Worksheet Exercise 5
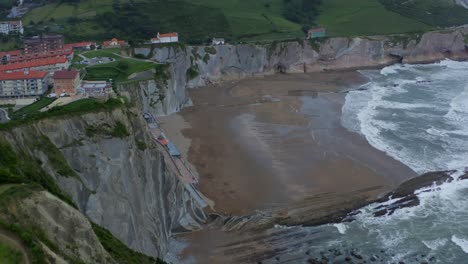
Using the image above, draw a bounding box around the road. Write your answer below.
[0,108,10,123]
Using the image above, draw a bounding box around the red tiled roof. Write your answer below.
[53,70,79,79]
[159,32,178,38]
[0,56,68,72]
[152,32,178,41]
[64,42,96,49]
[0,49,72,64]
[102,38,128,47]
[0,49,22,58]
[309,27,325,32]
[0,70,47,81]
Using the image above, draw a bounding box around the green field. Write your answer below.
[82,48,122,59]
[11,98,55,120]
[0,242,23,264]
[85,58,154,82]
[316,0,432,36]
[379,0,468,27]
[20,0,468,42]
[23,0,304,42]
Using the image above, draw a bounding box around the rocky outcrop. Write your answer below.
[1,108,206,258]
[132,28,468,116]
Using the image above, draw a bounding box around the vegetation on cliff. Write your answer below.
[92,223,166,264]
[0,97,125,131]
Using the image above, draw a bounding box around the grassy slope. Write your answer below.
[317,0,432,37]
[20,0,468,41]
[0,242,23,264]
[186,0,303,40]
[379,0,468,27]
[23,0,303,41]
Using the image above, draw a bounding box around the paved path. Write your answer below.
[145,114,208,208]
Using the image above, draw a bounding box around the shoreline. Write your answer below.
[159,70,418,262]
[159,71,416,216]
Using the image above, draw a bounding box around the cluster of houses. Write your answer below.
[0,25,326,99]
[0,33,111,98]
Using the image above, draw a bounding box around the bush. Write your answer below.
[186,65,199,81]
[91,223,167,264]
[111,122,129,138]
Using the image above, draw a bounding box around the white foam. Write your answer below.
[333,223,348,235]
[423,238,448,250]
[452,236,468,253]
[380,64,401,76]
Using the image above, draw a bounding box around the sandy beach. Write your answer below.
[160,72,416,216]
[160,71,417,263]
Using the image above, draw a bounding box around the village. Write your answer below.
[0,18,325,189]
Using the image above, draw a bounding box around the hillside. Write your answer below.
[19,0,468,42]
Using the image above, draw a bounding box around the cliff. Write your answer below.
[133,27,468,116]
[0,106,206,260]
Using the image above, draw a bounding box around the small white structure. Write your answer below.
[77,81,112,97]
[212,38,225,45]
[0,20,23,35]
[151,32,179,44]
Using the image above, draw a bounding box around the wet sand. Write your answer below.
[160,72,417,263]
[160,72,416,217]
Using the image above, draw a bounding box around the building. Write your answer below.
[0,56,70,74]
[24,34,65,54]
[0,20,24,35]
[77,80,112,97]
[151,32,178,44]
[0,48,73,64]
[64,42,97,51]
[0,70,49,97]
[307,28,326,39]
[212,38,225,45]
[102,38,128,48]
[53,70,81,95]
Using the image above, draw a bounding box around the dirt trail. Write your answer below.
[0,229,31,264]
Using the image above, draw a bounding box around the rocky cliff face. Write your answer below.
[133,28,468,116]
[1,108,205,258]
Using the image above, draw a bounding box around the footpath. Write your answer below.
[144,113,208,209]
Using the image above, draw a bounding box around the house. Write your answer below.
[0,56,70,74]
[0,48,73,64]
[212,38,225,45]
[77,80,112,97]
[53,70,81,95]
[0,20,24,35]
[102,38,128,48]
[307,28,326,39]
[64,42,97,51]
[24,34,65,54]
[0,70,49,97]
[151,32,178,44]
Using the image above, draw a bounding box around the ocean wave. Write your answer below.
[423,238,448,250]
[451,236,468,253]
[343,61,468,174]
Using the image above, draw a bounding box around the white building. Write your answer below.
[151,32,179,44]
[0,70,49,97]
[212,38,225,45]
[77,81,112,97]
[0,21,24,35]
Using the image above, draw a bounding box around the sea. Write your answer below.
[167,60,468,264]
[299,59,468,263]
